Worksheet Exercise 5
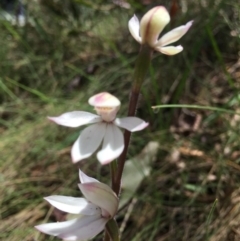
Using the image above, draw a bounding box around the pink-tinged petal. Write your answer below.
[114,117,149,132]
[71,123,106,163]
[128,15,142,43]
[88,92,120,108]
[79,169,99,184]
[79,182,118,218]
[44,196,101,215]
[60,217,107,241]
[97,125,124,165]
[156,20,193,47]
[48,111,101,128]
[157,45,183,55]
[35,215,106,240]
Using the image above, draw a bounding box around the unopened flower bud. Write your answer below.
[140,6,170,47]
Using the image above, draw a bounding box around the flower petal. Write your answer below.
[44,196,101,215]
[128,15,142,43]
[97,125,124,165]
[60,217,107,241]
[48,111,101,128]
[114,117,148,132]
[35,215,107,241]
[156,20,193,47]
[157,45,183,55]
[79,182,118,218]
[35,218,79,237]
[71,123,106,163]
[79,169,99,184]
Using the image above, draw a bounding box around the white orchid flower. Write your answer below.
[48,92,148,165]
[35,170,118,241]
[128,6,193,55]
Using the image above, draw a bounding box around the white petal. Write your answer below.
[71,123,106,163]
[35,218,79,237]
[156,20,193,47]
[79,182,118,218]
[114,117,148,132]
[48,111,101,128]
[44,196,101,215]
[157,45,183,55]
[97,125,124,165]
[60,217,107,240]
[128,15,142,43]
[35,215,107,240]
[79,169,99,184]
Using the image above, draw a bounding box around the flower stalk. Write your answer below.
[113,5,193,196]
[113,44,153,196]
[110,160,118,189]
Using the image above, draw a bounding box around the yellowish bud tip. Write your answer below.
[140,6,170,46]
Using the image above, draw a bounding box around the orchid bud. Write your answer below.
[140,6,170,47]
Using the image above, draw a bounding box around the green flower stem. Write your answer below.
[105,45,152,241]
[113,44,153,196]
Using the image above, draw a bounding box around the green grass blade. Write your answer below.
[152,104,239,115]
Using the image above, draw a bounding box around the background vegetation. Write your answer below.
[0,0,240,240]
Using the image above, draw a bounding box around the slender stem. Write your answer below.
[110,160,118,189]
[104,160,118,241]
[113,44,153,195]
[105,45,152,240]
